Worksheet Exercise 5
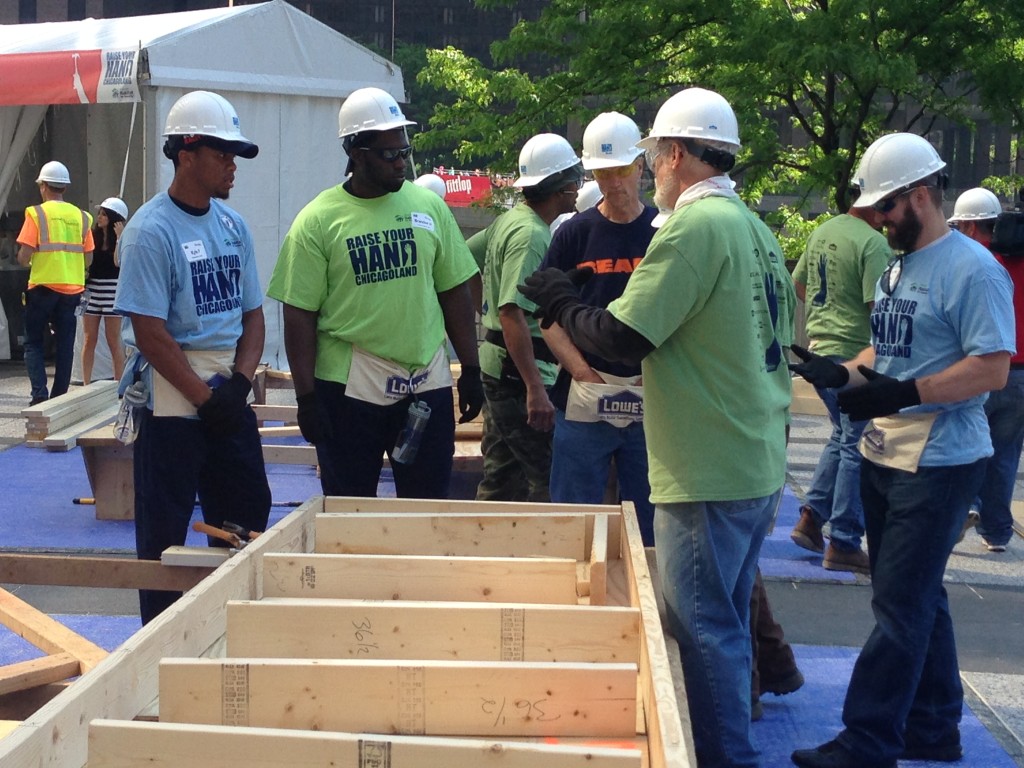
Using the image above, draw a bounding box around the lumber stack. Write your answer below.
[72,498,694,767]
[21,381,118,449]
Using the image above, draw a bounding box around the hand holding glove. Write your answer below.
[197,372,251,437]
[296,391,333,445]
[788,344,850,389]
[837,366,921,422]
[519,266,594,329]
[457,364,484,423]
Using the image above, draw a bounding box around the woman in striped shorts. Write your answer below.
[81,197,128,384]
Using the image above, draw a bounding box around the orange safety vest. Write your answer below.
[25,201,92,292]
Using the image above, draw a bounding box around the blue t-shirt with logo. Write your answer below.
[871,229,1015,465]
[540,205,658,409]
[114,193,263,397]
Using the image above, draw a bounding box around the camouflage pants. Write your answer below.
[476,374,552,502]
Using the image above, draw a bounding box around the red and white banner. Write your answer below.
[434,170,493,207]
[0,47,139,106]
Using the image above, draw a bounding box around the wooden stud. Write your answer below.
[261,553,580,604]
[226,598,640,663]
[88,720,643,767]
[0,588,107,672]
[159,658,638,737]
[0,653,81,697]
[315,513,587,559]
[590,513,609,606]
[0,553,215,592]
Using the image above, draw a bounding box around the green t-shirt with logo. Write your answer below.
[608,195,793,503]
[478,202,558,385]
[267,182,478,383]
[793,213,892,360]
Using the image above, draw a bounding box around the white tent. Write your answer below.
[0,0,405,370]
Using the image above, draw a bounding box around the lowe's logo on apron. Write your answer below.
[598,390,644,419]
[385,369,430,399]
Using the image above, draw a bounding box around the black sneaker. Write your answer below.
[956,509,980,543]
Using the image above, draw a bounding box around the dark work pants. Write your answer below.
[314,379,455,499]
[133,407,271,624]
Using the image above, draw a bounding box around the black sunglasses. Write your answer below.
[872,183,931,214]
[880,255,904,296]
[359,145,413,162]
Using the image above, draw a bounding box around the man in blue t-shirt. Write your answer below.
[790,134,1015,768]
[114,91,271,625]
[539,112,657,544]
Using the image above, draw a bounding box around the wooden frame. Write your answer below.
[0,497,694,767]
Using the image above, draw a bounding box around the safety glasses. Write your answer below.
[359,145,413,162]
[880,255,904,296]
[593,164,637,180]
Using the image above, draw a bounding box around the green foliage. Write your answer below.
[415,0,1024,210]
[765,205,832,266]
[981,175,1024,204]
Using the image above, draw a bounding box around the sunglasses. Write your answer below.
[359,145,413,162]
[880,255,904,296]
[871,184,928,214]
[593,164,637,180]
[559,178,585,194]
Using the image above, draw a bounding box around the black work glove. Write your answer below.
[837,366,921,421]
[788,344,850,389]
[197,373,250,438]
[457,364,484,423]
[296,391,333,445]
[519,266,594,329]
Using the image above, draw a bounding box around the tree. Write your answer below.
[417,0,1024,211]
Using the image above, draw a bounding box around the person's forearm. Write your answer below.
[130,314,211,406]
[560,304,654,366]
[438,281,480,367]
[499,306,545,390]
[282,304,319,397]
[233,308,265,381]
[916,352,1010,404]
[16,245,33,267]
[541,322,599,381]
[841,346,876,387]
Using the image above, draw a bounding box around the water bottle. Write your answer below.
[75,289,90,317]
[114,380,149,445]
[391,400,431,464]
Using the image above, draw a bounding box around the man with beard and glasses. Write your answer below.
[268,87,481,500]
[114,91,270,624]
[789,133,1014,768]
[521,88,794,768]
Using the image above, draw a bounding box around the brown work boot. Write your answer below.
[790,506,824,553]
[823,543,870,576]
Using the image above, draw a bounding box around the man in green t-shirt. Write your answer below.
[790,201,892,575]
[267,88,482,499]
[474,133,583,502]
[521,88,794,767]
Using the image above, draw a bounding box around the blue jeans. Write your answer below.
[976,369,1024,546]
[804,367,868,550]
[655,490,780,768]
[550,410,655,545]
[838,459,986,762]
[23,286,80,402]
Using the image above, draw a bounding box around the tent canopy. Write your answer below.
[0,0,402,105]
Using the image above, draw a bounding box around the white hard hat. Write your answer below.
[36,161,71,186]
[513,133,581,188]
[338,87,416,138]
[414,173,447,199]
[637,88,741,151]
[163,90,258,159]
[576,180,603,212]
[948,187,1001,223]
[582,112,644,170]
[852,133,946,208]
[99,197,129,220]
